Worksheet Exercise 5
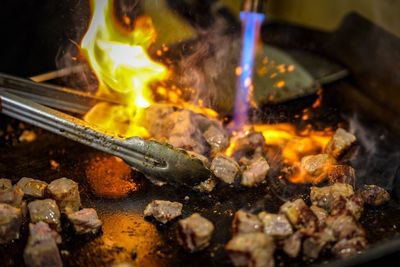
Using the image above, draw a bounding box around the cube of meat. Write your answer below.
[143,104,175,139]
[231,132,266,160]
[0,203,22,244]
[283,231,303,258]
[28,199,61,231]
[327,165,356,186]
[303,227,335,259]
[144,200,183,224]
[47,178,81,213]
[241,157,270,187]
[310,205,328,227]
[325,128,356,159]
[29,221,62,244]
[194,178,217,193]
[331,195,364,220]
[310,183,354,211]
[0,178,24,207]
[177,213,214,252]
[16,177,48,199]
[232,210,263,235]
[258,212,293,238]
[23,222,62,267]
[226,233,275,267]
[325,214,365,240]
[358,184,390,206]
[67,208,102,234]
[300,154,336,183]
[331,237,368,258]
[202,124,229,154]
[279,198,318,235]
[210,155,240,184]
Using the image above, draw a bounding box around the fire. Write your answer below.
[81,0,168,137]
[225,123,333,183]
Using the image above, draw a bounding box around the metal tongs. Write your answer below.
[0,74,210,187]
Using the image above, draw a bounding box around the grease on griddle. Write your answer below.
[85,155,139,198]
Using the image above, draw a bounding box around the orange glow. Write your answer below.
[225,123,334,183]
[80,0,168,137]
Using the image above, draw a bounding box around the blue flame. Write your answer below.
[233,11,265,131]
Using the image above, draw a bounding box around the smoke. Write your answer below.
[174,16,241,115]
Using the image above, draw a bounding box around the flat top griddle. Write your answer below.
[1,79,400,267]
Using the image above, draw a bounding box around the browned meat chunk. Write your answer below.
[358,184,390,206]
[331,237,367,258]
[202,124,229,154]
[29,221,61,244]
[144,200,183,224]
[177,213,214,252]
[279,198,318,235]
[28,199,61,232]
[325,128,356,159]
[310,205,328,227]
[331,195,364,220]
[17,177,48,199]
[0,178,24,207]
[258,212,293,238]
[303,227,335,259]
[231,210,262,235]
[210,155,240,184]
[0,203,22,244]
[226,232,275,267]
[194,178,217,193]
[23,222,62,267]
[231,131,266,160]
[310,183,354,211]
[325,214,365,240]
[283,231,303,258]
[300,154,336,183]
[47,178,81,213]
[67,208,102,234]
[241,157,270,187]
[143,104,175,139]
[328,165,356,186]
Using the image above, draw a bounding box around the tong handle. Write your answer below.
[0,89,210,186]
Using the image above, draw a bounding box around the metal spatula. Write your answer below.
[0,89,210,187]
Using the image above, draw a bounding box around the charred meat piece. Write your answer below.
[0,203,22,244]
[17,177,48,199]
[202,124,229,154]
[23,222,62,267]
[226,232,275,267]
[0,178,24,207]
[210,155,240,184]
[325,128,356,159]
[303,227,335,259]
[279,198,318,235]
[325,214,365,240]
[300,154,336,183]
[258,212,293,238]
[67,208,102,234]
[358,184,390,206]
[241,157,270,187]
[310,183,354,211]
[194,178,217,193]
[28,199,61,232]
[143,104,175,139]
[144,200,183,224]
[231,131,266,160]
[331,195,364,220]
[310,205,328,227]
[167,110,207,154]
[331,237,368,258]
[232,210,263,235]
[283,231,303,258]
[328,165,356,186]
[47,178,81,213]
[177,213,214,252]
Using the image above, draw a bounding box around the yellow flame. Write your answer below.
[81,0,167,137]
